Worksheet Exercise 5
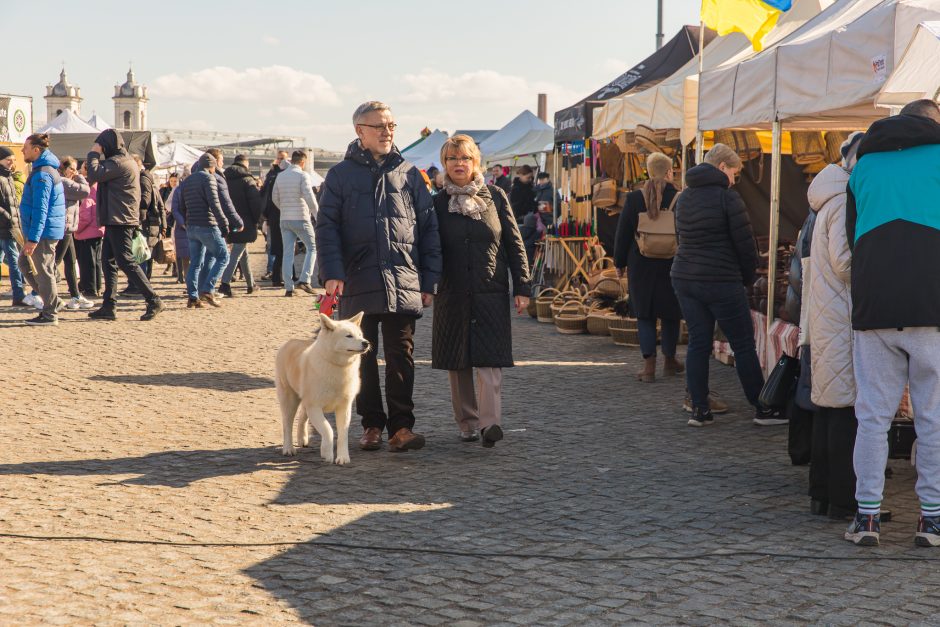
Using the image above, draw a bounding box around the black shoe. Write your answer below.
[12,298,27,307]
[481,425,504,448]
[811,499,829,516]
[688,406,715,427]
[219,282,234,298]
[261,272,272,282]
[296,282,316,295]
[827,504,857,521]
[89,307,117,321]
[119,286,140,296]
[284,290,294,297]
[140,299,165,321]
[187,297,203,309]
[246,281,256,295]
[754,406,788,426]
[25,314,58,326]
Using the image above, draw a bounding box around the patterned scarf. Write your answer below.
[444,172,488,220]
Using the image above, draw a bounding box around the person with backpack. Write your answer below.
[614,152,684,383]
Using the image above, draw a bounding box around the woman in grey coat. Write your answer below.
[57,156,91,309]
[431,135,530,447]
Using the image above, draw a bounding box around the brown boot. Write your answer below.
[388,428,426,452]
[663,356,685,376]
[636,356,657,383]
[359,427,383,451]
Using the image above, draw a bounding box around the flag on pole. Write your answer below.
[701,0,792,51]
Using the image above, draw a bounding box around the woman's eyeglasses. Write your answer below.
[444,156,473,164]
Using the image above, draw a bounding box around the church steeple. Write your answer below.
[44,66,82,121]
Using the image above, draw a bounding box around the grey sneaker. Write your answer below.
[845,512,880,546]
[459,430,479,442]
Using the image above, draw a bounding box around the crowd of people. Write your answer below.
[3,97,939,549]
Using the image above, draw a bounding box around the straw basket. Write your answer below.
[593,275,626,299]
[607,315,639,346]
[551,290,583,318]
[554,300,588,335]
[792,131,826,165]
[535,288,560,323]
[586,302,612,336]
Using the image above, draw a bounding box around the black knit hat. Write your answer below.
[0,146,14,160]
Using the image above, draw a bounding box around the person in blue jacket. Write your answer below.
[18,133,65,326]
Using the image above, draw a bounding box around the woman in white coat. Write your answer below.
[802,132,864,520]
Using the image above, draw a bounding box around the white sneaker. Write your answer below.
[65,297,82,310]
[23,294,43,310]
[78,295,95,310]
[33,295,44,310]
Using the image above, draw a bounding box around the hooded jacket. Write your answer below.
[315,140,442,317]
[61,173,90,233]
[534,181,554,205]
[671,163,758,286]
[74,183,104,241]
[213,168,243,233]
[805,164,855,408]
[85,129,141,227]
[0,165,18,240]
[272,163,318,222]
[224,163,263,244]
[847,113,940,330]
[177,155,227,232]
[20,149,66,242]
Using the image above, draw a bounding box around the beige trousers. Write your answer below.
[448,367,502,432]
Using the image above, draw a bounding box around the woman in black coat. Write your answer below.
[432,135,531,448]
[614,152,683,383]
[508,165,538,223]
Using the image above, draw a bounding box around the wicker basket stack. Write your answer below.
[553,300,588,335]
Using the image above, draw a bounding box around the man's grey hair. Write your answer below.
[899,98,940,123]
[353,101,392,125]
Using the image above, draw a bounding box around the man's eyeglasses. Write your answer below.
[444,156,473,164]
[358,123,397,132]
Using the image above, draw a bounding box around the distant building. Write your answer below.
[44,68,82,121]
[113,67,148,131]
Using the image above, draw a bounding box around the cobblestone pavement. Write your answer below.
[0,246,936,626]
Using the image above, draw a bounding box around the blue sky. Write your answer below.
[7,0,702,151]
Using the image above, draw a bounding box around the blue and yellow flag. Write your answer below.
[701,0,792,51]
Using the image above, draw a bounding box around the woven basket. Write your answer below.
[824,131,850,164]
[792,131,826,165]
[551,290,583,318]
[586,302,612,336]
[554,300,588,335]
[607,315,639,346]
[715,130,762,162]
[593,275,626,299]
[587,257,616,291]
[535,288,559,323]
[526,292,538,318]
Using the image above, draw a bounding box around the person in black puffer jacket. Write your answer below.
[671,143,781,427]
[508,165,538,224]
[0,146,25,305]
[220,155,263,296]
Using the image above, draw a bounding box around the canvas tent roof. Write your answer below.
[36,109,99,134]
[592,0,830,142]
[698,0,940,131]
[876,21,940,106]
[87,113,111,131]
[401,129,449,170]
[554,25,715,143]
[157,141,205,170]
[47,131,157,170]
[454,129,497,145]
[480,110,554,163]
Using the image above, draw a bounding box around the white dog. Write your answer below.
[275,312,370,464]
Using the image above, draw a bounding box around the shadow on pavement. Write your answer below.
[89,371,274,392]
[0,447,293,488]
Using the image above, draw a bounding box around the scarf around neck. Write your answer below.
[444,172,488,220]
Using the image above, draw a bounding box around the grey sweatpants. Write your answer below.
[18,238,60,319]
[854,328,940,509]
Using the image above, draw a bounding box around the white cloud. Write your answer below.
[262,35,280,46]
[150,65,341,107]
[397,68,580,112]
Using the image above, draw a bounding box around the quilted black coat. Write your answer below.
[431,185,531,370]
[316,141,442,317]
[224,163,263,244]
[671,163,759,286]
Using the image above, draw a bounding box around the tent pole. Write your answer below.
[553,147,560,223]
[694,20,706,164]
[765,120,783,375]
[680,144,687,188]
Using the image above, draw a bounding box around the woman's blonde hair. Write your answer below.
[645,152,672,179]
[704,143,743,170]
[439,134,482,175]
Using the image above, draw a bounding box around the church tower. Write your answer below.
[113,67,148,131]
[44,68,82,121]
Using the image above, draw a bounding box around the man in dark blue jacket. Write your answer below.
[316,101,442,453]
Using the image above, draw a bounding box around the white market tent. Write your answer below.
[876,21,940,107]
[156,141,205,170]
[401,129,449,170]
[479,110,554,163]
[592,0,831,142]
[698,0,940,132]
[87,113,111,131]
[36,109,99,134]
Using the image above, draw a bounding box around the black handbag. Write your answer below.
[795,347,819,412]
[759,353,800,409]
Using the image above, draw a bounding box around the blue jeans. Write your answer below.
[672,278,764,412]
[280,219,316,291]
[186,225,229,298]
[0,238,25,300]
[637,317,680,359]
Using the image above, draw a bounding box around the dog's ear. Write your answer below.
[319,314,336,331]
[349,311,364,326]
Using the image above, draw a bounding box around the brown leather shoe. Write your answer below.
[359,427,383,451]
[663,356,685,376]
[636,356,656,383]
[388,428,425,452]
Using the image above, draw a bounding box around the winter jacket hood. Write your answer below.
[847,113,940,330]
[20,149,66,242]
[86,136,140,227]
[224,163,262,243]
[808,163,848,213]
[94,129,124,159]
